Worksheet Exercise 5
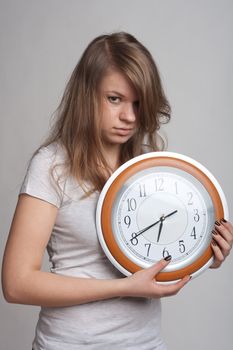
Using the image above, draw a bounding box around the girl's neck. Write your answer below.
[102,144,121,172]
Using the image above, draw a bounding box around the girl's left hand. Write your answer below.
[210,219,233,269]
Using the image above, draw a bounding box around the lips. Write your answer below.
[114,128,134,136]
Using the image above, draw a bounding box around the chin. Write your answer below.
[112,135,133,144]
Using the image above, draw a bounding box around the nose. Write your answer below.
[119,103,136,123]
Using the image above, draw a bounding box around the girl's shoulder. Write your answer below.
[21,142,68,208]
[34,142,67,164]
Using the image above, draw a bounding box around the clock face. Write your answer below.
[112,167,214,271]
[96,152,228,282]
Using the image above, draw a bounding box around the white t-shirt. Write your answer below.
[20,143,167,350]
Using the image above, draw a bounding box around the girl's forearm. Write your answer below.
[3,260,191,305]
[3,270,127,307]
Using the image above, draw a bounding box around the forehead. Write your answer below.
[99,69,138,99]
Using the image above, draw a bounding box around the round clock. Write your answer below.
[96,152,229,282]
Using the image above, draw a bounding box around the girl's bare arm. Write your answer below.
[2,194,190,307]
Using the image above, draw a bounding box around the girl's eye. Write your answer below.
[108,96,121,104]
[133,101,140,109]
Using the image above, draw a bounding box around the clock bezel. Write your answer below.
[96,152,229,282]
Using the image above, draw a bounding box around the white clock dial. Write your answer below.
[112,167,215,273]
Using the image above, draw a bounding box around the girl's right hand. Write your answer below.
[123,258,191,299]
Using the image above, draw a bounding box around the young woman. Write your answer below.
[2,32,233,350]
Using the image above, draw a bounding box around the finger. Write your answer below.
[210,240,225,268]
[212,230,231,257]
[157,275,191,297]
[145,256,172,279]
[215,220,233,245]
[220,219,233,235]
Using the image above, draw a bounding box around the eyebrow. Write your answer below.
[104,90,139,102]
[104,90,125,97]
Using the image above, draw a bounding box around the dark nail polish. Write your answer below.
[220,218,227,223]
[215,221,221,226]
[164,255,172,261]
[212,230,218,235]
[211,240,217,246]
[184,275,192,284]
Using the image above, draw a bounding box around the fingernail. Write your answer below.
[220,218,227,223]
[211,239,217,246]
[164,255,172,261]
[215,221,221,226]
[184,276,192,284]
[212,230,218,236]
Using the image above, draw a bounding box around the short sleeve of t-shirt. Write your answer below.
[20,145,63,208]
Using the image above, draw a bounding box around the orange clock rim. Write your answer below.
[100,156,224,282]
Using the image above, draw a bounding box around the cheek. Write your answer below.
[100,107,115,129]
[100,115,110,130]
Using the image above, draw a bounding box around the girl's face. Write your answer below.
[99,69,139,149]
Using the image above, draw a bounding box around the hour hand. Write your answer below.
[157,210,178,242]
[157,218,164,242]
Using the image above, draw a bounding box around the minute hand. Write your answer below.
[163,210,178,219]
[130,210,178,241]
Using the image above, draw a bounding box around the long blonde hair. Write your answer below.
[42,32,171,193]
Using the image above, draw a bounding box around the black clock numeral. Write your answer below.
[179,240,186,253]
[155,178,164,192]
[145,243,151,257]
[190,226,197,239]
[130,233,139,246]
[127,198,137,211]
[194,209,200,222]
[139,183,147,197]
[187,192,194,205]
[162,247,170,259]
[124,215,131,228]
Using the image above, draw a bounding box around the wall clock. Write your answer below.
[96,152,229,282]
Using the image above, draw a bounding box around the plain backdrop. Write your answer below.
[1,0,233,349]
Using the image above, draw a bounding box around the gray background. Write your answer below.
[1,0,232,349]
